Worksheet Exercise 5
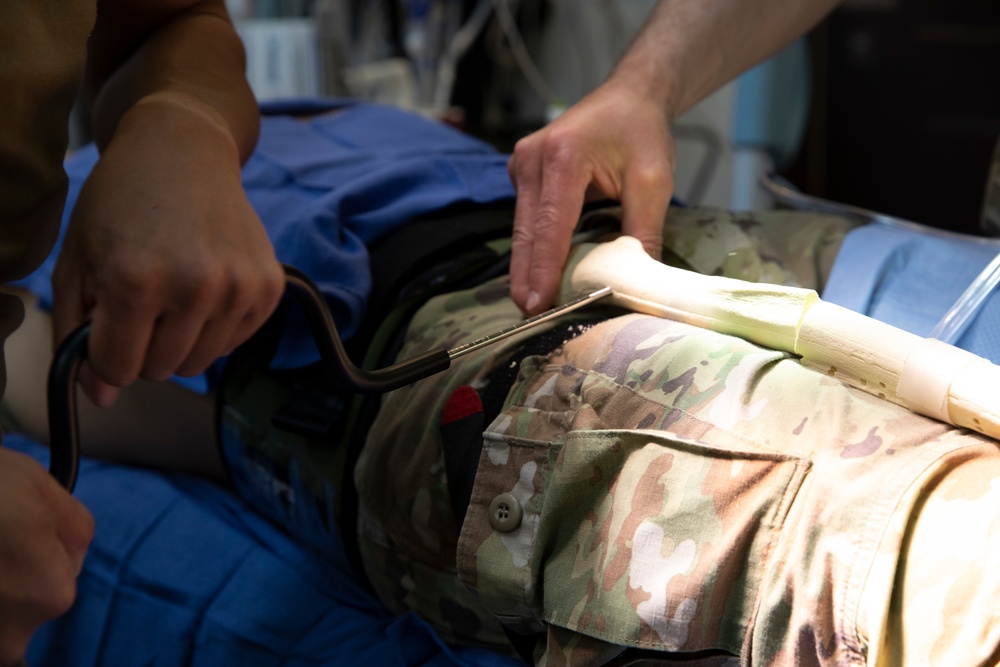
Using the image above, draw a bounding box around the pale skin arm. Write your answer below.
[508,0,844,314]
[52,0,285,408]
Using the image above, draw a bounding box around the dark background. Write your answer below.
[785,0,1000,235]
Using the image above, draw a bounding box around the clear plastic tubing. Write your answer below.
[930,250,1000,344]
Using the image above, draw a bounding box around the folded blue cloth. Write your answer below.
[5,435,520,667]
[822,222,1000,363]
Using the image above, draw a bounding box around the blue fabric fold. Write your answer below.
[6,435,520,667]
[822,222,1000,363]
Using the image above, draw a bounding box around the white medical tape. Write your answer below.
[897,338,983,421]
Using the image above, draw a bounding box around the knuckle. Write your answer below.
[89,351,137,387]
[510,222,534,247]
[532,199,568,235]
[506,152,522,182]
[177,263,226,306]
[110,264,160,307]
[630,162,672,192]
[226,265,283,319]
[511,134,540,162]
[260,264,286,311]
[512,129,583,173]
[19,555,80,621]
[74,508,96,547]
[538,130,581,166]
[42,574,78,618]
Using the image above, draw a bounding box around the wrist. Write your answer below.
[602,66,679,129]
[605,31,686,125]
[105,92,244,163]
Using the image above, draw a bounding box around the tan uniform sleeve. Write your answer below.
[0,1,94,283]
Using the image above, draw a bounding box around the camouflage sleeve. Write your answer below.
[0,0,93,283]
[583,205,857,292]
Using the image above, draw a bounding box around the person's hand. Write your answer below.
[507,81,676,314]
[0,448,93,665]
[51,99,285,408]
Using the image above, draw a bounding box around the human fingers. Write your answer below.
[3,449,94,574]
[119,261,235,381]
[35,461,95,575]
[618,157,674,262]
[509,133,591,315]
[77,365,121,411]
[118,258,283,381]
[0,452,93,663]
[49,268,147,408]
[172,264,284,377]
[508,137,543,312]
[83,266,160,392]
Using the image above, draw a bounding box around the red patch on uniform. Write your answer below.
[441,385,483,426]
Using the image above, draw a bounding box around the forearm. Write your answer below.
[611,0,844,122]
[85,0,258,162]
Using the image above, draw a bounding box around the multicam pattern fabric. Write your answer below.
[586,206,856,292]
[356,242,1000,664]
[657,207,854,291]
[356,280,559,653]
[227,204,996,665]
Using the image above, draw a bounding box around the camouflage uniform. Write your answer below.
[224,207,1000,664]
[354,210,1000,665]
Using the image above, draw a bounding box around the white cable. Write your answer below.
[489,0,559,106]
[432,0,494,110]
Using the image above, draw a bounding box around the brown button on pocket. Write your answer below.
[488,492,523,532]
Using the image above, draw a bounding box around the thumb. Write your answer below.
[78,363,121,409]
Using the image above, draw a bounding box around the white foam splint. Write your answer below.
[559,236,1000,440]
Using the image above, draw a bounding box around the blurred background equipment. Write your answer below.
[224,0,1000,231]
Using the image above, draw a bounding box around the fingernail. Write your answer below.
[80,366,119,408]
[91,384,120,409]
[525,291,540,313]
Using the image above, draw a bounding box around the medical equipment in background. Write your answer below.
[229,0,495,114]
[225,0,810,210]
[46,265,611,493]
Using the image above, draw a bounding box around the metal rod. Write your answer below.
[47,266,613,493]
[929,250,1000,344]
[448,286,613,360]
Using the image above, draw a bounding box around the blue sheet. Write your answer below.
[6,434,521,666]
[822,223,1000,363]
[10,99,525,664]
